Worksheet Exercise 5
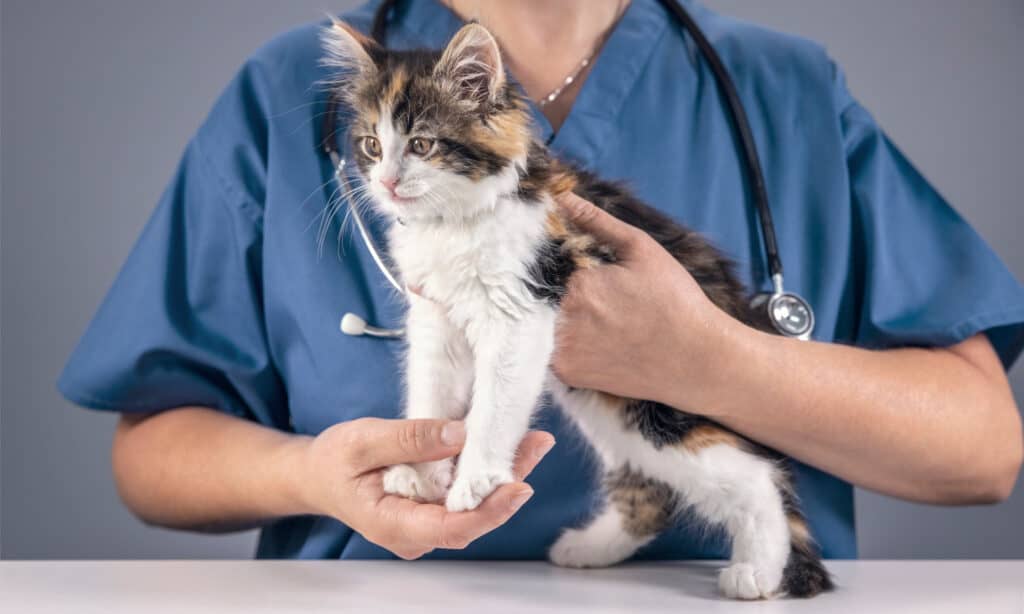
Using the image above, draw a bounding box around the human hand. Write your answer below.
[298,417,554,559]
[550,192,742,411]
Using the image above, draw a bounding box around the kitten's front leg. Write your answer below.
[382,296,473,502]
[446,308,556,512]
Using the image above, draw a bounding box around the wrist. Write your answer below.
[269,433,320,517]
[656,303,763,416]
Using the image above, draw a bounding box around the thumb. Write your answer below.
[555,192,638,251]
[345,418,466,472]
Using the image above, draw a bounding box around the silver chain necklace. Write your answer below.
[464,0,626,108]
[537,54,594,108]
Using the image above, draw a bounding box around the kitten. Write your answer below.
[323,20,832,600]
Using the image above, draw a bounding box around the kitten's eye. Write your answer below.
[408,137,433,157]
[360,136,381,159]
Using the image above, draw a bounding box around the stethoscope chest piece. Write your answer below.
[766,291,814,340]
[750,273,814,340]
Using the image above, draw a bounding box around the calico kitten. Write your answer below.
[322,20,832,600]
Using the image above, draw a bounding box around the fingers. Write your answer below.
[342,418,466,473]
[439,482,536,548]
[372,430,555,558]
[512,430,556,480]
[397,481,536,553]
[555,191,640,251]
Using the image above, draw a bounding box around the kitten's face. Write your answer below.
[324,22,531,223]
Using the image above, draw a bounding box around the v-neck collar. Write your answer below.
[388,0,670,168]
[543,0,669,165]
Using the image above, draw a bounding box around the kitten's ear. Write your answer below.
[434,23,506,106]
[322,17,380,76]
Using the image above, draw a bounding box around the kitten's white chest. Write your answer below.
[389,198,549,331]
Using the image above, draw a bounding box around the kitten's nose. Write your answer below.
[379,176,400,196]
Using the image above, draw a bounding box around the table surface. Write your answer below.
[1,560,1021,613]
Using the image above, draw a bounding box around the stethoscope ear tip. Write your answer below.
[340,311,405,338]
[340,312,368,335]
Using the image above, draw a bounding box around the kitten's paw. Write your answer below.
[416,459,455,501]
[445,467,514,512]
[548,528,630,569]
[382,464,424,500]
[718,562,781,600]
[382,461,453,502]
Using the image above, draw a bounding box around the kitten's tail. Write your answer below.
[780,501,834,598]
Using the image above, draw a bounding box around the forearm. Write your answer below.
[112,407,312,532]
[658,321,1023,504]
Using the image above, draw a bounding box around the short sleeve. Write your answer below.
[836,69,1024,368]
[57,63,289,427]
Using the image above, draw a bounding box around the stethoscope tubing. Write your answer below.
[327,149,408,338]
[329,151,405,295]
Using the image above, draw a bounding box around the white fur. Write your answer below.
[381,296,471,502]
[388,188,556,512]
[362,83,791,600]
[548,506,655,568]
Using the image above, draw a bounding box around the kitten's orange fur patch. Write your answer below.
[471,109,531,161]
[545,210,569,239]
[545,209,604,270]
[547,168,578,197]
[788,514,813,550]
[678,424,745,453]
[381,67,408,110]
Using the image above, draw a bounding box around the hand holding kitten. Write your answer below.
[299,417,553,559]
[551,193,744,413]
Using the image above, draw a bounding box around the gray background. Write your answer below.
[2,0,1022,559]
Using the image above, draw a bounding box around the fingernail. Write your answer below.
[534,438,556,460]
[441,422,465,446]
[510,488,534,511]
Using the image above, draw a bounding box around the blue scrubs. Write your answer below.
[59,0,1024,560]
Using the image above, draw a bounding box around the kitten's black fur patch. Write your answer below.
[777,473,834,597]
[782,544,834,597]
[516,142,554,202]
[436,138,509,177]
[623,400,713,449]
[390,76,416,133]
[526,240,614,306]
[527,238,577,304]
[779,479,801,517]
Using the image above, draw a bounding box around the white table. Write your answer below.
[1,560,1021,613]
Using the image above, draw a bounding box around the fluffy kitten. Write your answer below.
[322,20,832,600]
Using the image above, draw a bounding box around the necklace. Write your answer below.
[459,0,627,108]
[537,54,594,108]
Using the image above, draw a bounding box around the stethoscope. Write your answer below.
[321,0,815,341]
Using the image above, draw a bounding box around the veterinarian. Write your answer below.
[59,0,1023,561]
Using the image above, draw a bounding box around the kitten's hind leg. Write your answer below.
[549,465,675,568]
[681,443,790,599]
[676,440,832,599]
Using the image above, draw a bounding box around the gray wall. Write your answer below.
[2,0,1022,559]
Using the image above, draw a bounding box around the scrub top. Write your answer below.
[59,0,1024,560]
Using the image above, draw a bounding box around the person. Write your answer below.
[59,0,1024,561]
